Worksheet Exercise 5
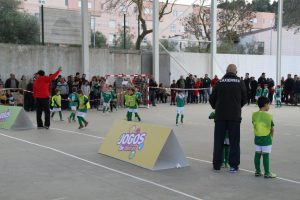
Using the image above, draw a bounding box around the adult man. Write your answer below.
[244,73,251,105]
[258,73,267,86]
[56,77,69,110]
[34,67,62,129]
[202,74,211,103]
[209,64,247,172]
[284,74,294,104]
[176,75,186,91]
[149,76,158,106]
[186,74,195,103]
[5,73,19,89]
[293,76,300,106]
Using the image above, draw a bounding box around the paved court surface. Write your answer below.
[0,104,299,200]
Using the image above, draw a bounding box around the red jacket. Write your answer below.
[33,70,60,98]
[211,78,219,88]
[194,81,201,96]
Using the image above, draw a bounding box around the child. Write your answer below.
[68,87,79,123]
[16,90,24,107]
[51,88,63,121]
[102,86,112,113]
[109,85,117,112]
[125,88,141,122]
[255,84,262,101]
[275,85,283,108]
[6,91,15,106]
[175,91,185,125]
[262,84,269,98]
[252,96,276,178]
[77,89,90,129]
[135,87,142,107]
[209,112,230,168]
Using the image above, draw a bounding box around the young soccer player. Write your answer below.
[209,111,230,168]
[68,87,79,123]
[262,84,269,98]
[255,84,263,101]
[102,86,112,113]
[51,88,63,121]
[125,88,141,122]
[176,91,185,125]
[275,85,283,108]
[252,96,276,178]
[135,87,142,108]
[109,85,117,112]
[77,89,90,129]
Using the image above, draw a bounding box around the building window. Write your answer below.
[78,1,92,9]
[144,8,152,15]
[108,34,115,45]
[38,0,46,4]
[109,20,116,28]
[170,24,176,33]
[91,17,95,29]
[173,10,183,17]
[65,0,68,6]
[180,26,185,33]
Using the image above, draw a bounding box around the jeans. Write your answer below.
[203,88,210,103]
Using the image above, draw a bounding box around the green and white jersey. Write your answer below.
[252,111,274,146]
[262,88,269,97]
[110,90,117,100]
[176,93,185,107]
[135,92,142,101]
[102,91,112,103]
[275,88,283,99]
[68,92,79,107]
[256,88,262,97]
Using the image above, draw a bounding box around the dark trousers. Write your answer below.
[150,90,156,106]
[213,120,240,169]
[187,90,193,103]
[36,98,50,128]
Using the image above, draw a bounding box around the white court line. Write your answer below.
[45,127,300,185]
[0,132,202,200]
[187,157,300,184]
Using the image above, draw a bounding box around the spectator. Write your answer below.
[5,73,19,89]
[24,79,35,111]
[56,77,69,110]
[194,78,201,104]
[170,80,177,105]
[19,75,28,91]
[176,75,186,91]
[293,76,300,106]
[149,76,158,106]
[81,80,91,97]
[258,73,267,86]
[250,77,258,103]
[284,74,294,104]
[209,64,247,172]
[0,83,7,104]
[34,67,61,129]
[186,74,195,104]
[202,74,211,103]
[211,75,219,89]
[244,73,251,105]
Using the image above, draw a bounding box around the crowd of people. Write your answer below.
[1,71,300,109]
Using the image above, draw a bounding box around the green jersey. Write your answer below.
[256,88,262,97]
[252,111,274,146]
[51,95,61,108]
[68,92,79,107]
[102,91,112,103]
[110,90,117,100]
[125,94,138,109]
[275,88,283,99]
[78,95,89,112]
[135,92,142,101]
[262,88,269,97]
[176,94,185,107]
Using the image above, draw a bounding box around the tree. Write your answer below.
[251,0,271,12]
[106,0,177,50]
[159,39,177,51]
[183,0,255,51]
[283,0,300,32]
[0,0,40,44]
[91,31,107,48]
[114,29,135,49]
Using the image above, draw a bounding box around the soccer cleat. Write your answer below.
[84,121,89,127]
[229,167,238,173]
[78,125,84,129]
[264,172,277,178]
[255,171,263,177]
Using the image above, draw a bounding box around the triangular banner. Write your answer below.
[99,120,189,170]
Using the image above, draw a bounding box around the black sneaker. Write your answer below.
[44,126,49,130]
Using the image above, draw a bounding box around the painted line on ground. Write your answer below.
[186,157,300,184]
[0,132,202,200]
[33,126,300,185]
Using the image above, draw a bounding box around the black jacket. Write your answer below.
[209,73,247,121]
[293,80,300,93]
[244,78,251,91]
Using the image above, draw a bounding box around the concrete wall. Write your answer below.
[0,44,141,80]
[170,52,300,83]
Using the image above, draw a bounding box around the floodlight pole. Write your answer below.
[276,0,283,85]
[81,0,90,79]
[210,0,217,78]
[153,0,159,83]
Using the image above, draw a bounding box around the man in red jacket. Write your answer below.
[34,67,62,129]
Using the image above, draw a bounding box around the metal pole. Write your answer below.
[276,0,283,85]
[41,5,44,45]
[81,0,90,79]
[153,0,159,83]
[93,0,96,48]
[138,18,140,39]
[210,0,217,78]
[124,14,126,49]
